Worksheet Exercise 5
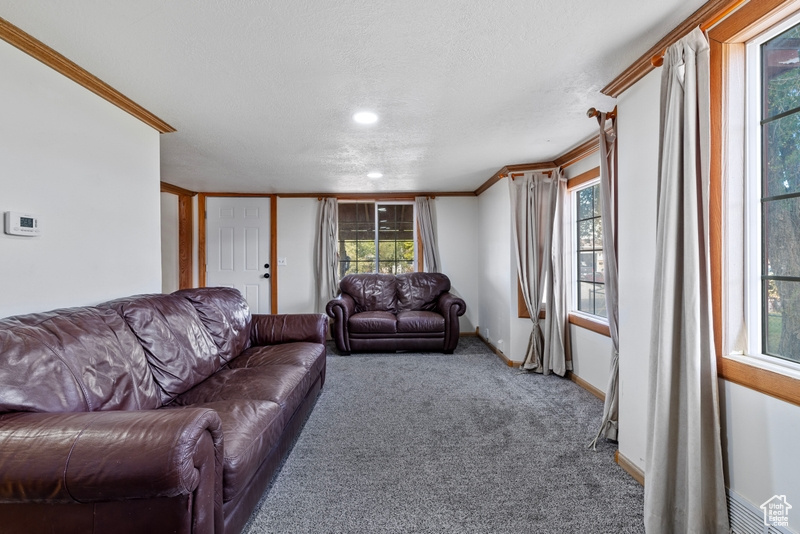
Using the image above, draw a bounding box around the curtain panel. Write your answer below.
[415,196,441,273]
[591,113,620,447]
[643,27,729,534]
[509,171,569,375]
[315,197,339,313]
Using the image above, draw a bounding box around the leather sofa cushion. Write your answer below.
[339,273,397,312]
[230,342,324,372]
[166,400,283,503]
[348,311,397,334]
[0,307,161,412]
[395,273,451,312]
[102,294,220,404]
[171,366,312,424]
[396,311,445,333]
[174,287,252,365]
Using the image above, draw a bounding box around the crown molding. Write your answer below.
[0,16,175,133]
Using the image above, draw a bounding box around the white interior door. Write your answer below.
[206,197,271,313]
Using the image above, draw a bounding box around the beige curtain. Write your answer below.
[509,170,568,375]
[590,112,620,448]
[415,196,441,273]
[644,27,729,533]
[315,197,339,313]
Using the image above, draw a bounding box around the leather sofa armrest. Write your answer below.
[437,292,467,318]
[326,294,355,354]
[0,408,223,506]
[437,292,467,353]
[250,313,328,346]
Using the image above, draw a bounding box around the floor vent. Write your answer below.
[728,489,796,534]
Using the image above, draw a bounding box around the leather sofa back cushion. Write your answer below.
[174,287,252,364]
[339,273,397,313]
[102,294,221,404]
[395,273,450,312]
[0,307,161,412]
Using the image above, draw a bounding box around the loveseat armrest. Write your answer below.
[326,294,356,354]
[0,408,223,509]
[250,313,328,346]
[437,292,467,353]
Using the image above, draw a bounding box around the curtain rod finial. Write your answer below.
[586,107,599,118]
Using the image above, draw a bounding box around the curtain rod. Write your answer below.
[586,107,617,120]
[649,0,747,67]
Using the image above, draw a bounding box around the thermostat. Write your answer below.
[4,212,40,236]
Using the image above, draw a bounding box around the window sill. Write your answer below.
[568,313,610,337]
[718,354,800,407]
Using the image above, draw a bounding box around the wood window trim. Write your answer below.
[709,0,800,407]
[567,166,600,190]
[568,313,611,337]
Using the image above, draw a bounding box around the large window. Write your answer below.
[574,181,606,318]
[711,1,800,405]
[747,15,800,364]
[337,202,415,278]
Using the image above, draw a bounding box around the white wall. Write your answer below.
[161,193,179,293]
[616,68,660,471]
[0,40,161,318]
[433,196,479,332]
[477,179,514,357]
[569,325,613,393]
[276,197,317,314]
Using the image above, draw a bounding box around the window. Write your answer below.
[573,181,607,318]
[337,202,416,278]
[746,14,800,365]
[711,0,800,405]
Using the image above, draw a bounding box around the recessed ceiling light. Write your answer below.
[367,172,383,179]
[353,111,379,124]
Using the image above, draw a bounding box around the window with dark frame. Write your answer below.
[575,182,607,318]
[757,20,800,363]
[337,202,415,279]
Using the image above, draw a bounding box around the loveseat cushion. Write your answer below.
[0,307,161,412]
[166,400,283,503]
[339,273,397,312]
[171,366,312,425]
[396,310,445,333]
[348,311,397,334]
[395,272,451,312]
[174,287,252,365]
[101,294,220,404]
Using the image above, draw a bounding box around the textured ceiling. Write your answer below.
[0,1,706,193]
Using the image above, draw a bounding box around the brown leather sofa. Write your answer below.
[0,287,326,534]
[326,272,466,354]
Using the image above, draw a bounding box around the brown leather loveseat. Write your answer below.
[326,272,466,354]
[0,287,326,534]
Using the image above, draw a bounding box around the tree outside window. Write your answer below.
[576,183,606,318]
[338,202,415,278]
[760,21,800,363]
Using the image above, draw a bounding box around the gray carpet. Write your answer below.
[243,337,644,533]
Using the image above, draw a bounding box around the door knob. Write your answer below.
[264,273,270,279]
